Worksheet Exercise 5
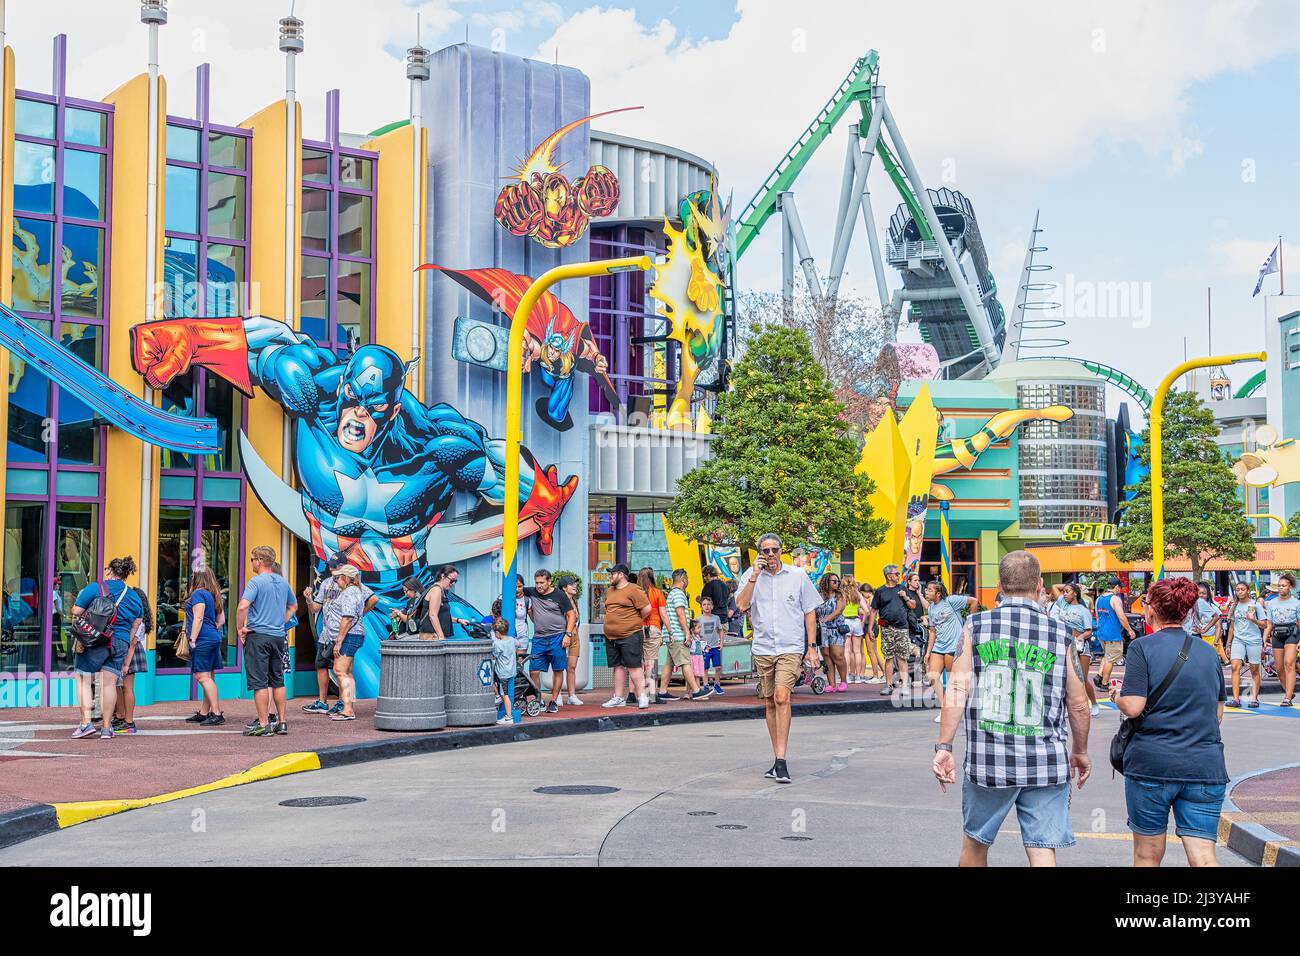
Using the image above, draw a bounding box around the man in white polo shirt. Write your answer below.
[735,532,822,784]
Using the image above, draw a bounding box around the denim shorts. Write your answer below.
[702,647,722,669]
[962,779,1075,849]
[74,637,128,677]
[338,631,365,659]
[190,639,223,674]
[1230,639,1262,665]
[1125,776,1226,842]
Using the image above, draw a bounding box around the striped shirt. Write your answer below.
[964,597,1072,788]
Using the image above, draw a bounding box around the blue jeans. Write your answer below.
[962,779,1075,849]
[1125,776,1225,841]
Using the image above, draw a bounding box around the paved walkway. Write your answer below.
[1228,764,1300,842]
[0,678,898,813]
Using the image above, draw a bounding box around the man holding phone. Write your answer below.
[735,532,822,784]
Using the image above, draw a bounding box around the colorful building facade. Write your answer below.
[0,26,720,708]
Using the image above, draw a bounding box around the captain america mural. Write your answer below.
[130,313,579,697]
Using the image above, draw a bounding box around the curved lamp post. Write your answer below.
[1150,352,1266,579]
[500,255,654,634]
[1245,513,1288,537]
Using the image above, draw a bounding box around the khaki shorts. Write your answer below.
[564,633,580,661]
[754,653,803,699]
[1101,640,1124,664]
[665,640,691,667]
[642,627,663,665]
[880,625,911,661]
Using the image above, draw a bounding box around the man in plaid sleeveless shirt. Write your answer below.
[932,551,1093,866]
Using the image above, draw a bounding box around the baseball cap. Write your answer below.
[333,564,361,579]
[326,552,349,571]
[611,563,632,578]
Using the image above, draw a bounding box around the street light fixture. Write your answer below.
[1150,351,1266,579]
[500,255,655,633]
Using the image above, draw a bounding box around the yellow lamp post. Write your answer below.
[1150,352,1266,579]
[500,255,654,632]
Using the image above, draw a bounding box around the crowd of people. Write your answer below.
[58,537,1290,866]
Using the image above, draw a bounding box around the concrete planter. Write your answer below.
[374,638,447,732]
[442,638,497,727]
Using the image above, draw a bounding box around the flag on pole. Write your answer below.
[1252,243,1280,297]
[939,499,952,593]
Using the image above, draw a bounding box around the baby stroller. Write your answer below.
[511,657,545,718]
[793,658,828,695]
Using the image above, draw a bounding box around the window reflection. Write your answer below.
[14,141,55,213]
[57,323,101,465]
[59,224,103,319]
[63,149,104,220]
[12,217,53,313]
[2,503,46,673]
[53,503,97,671]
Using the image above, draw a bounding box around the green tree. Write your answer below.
[1286,511,1300,538]
[666,325,887,552]
[1114,389,1255,580]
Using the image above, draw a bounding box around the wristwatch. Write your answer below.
[934,742,953,753]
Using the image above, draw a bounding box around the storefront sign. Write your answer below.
[1061,521,1119,543]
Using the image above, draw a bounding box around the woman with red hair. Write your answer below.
[1110,577,1228,867]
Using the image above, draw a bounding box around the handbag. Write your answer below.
[175,631,192,662]
[1109,633,1192,775]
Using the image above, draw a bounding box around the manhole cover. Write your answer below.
[782,835,813,842]
[688,810,717,816]
[533,785,620,796]
[278,796,366,808]
[715,823,748,830]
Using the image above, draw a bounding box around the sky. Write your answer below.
[9,0,1300,418]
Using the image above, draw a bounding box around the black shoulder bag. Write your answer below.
[1109,632,1193,775]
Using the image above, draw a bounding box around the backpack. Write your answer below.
[71,583,127,651]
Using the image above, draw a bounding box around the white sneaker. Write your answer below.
[1090,704,1101,717]
[497,717,514,725]
[567,695,583,706]
[934,713,942,723]
[637,695,650,709]
[601,697,626,708]
[553,695,563,707]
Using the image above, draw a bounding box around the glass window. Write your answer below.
[160,371,196,470]
[208,131,246,170]
[14,140,55,213]
[203,375,242,474]
[338,154,372,189]
[56,323,101,465]
[7,317,51,464]
[3,502,47,673]
[163,237,199,319]
[302,147,331,183]
[200,506,241,666]
[59,224,104,319]
[154,506,192,669]
[166,124,200,163]
[206,171,245,240]
[12,217,54,313]
[65,108,106,147]
[337,192,371,257]
[14,98,55,139]
[164,164,199,234]
[63,149,105,220]
[205,243,245,317]
[300,256,329,344]
[335,260,370,351]
[301,187,330,252]
[53,502,98,672]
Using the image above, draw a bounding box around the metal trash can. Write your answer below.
[442,638,497,727]
[374,638,447,731]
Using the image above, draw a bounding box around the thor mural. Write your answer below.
[131,314,579,697]
[423,264,619,432]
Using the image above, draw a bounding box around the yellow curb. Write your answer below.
[1262,840,1300,867]
[51,751,321,829]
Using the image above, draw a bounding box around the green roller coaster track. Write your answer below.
[1234,369,1266,398]
[733,51,932,260]
[1019,356,1154,412]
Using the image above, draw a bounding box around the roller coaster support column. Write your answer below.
[828,88,887,305]
[1151,352,1266,579]
[501,256,653,638]
[778,192,822,301]
[880,99,999,369]
[780,192,794,309]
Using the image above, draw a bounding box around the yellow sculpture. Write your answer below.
[1235,424,1300,490]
